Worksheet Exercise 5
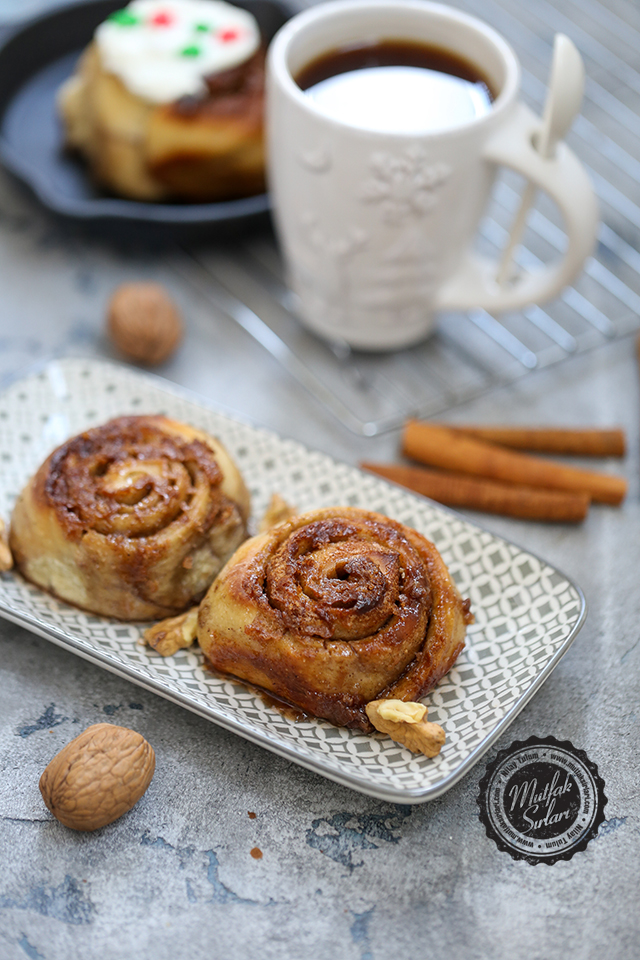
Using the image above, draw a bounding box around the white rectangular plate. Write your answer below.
[0,358,586,802]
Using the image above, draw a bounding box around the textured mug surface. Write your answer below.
[266,0,598,350]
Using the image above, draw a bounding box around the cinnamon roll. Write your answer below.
[10,415,249,620]
[58,0,267,202]
[197,506,472,731]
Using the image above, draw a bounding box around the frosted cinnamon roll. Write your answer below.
[58,0,267,202]
[10,415,249,620]
[197,506,472,731]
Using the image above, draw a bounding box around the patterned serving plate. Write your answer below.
[0,358,586,803]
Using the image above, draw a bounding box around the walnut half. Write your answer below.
[258,493,297,533]
[366,699,445,758]
[143,607,198,657]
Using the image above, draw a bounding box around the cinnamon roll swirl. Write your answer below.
[10,415,249,620]
[197,506,472,731]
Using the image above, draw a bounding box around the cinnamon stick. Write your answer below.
[361,463,590,523]
[402,420,627,506]
[436,424,626,457]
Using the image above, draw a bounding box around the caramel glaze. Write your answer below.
[198,507,472,732]
[39,417,231,606]
[204,658,310,723]
[41,417,224,536]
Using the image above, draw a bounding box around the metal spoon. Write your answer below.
[497,34,586,286]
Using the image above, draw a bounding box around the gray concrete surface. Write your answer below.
[1,170,638,960]
[1,0,639,957]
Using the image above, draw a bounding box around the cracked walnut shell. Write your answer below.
[39,723,155,830]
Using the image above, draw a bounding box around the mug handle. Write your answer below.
[434,101,599,314]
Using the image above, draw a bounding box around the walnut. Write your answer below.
[258,493,297,533]
[39,724,155,830]
[143,606,199,657]
[375,699,427,724]
[107,282,183,365]
[366,699,446,758]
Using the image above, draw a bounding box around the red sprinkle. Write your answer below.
[151,11,174,26]
[218,28,239,42]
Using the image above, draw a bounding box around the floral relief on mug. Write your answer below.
[300,212,370,262]
[291,147,452,334]
[295,212,370,327]
[297,145,332,173]
[359,147,451,224]
[295,212,439,333]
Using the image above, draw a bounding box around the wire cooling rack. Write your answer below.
[168,0,640,436]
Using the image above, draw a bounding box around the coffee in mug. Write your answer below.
[266,0,598,350]
[296,40,495,134]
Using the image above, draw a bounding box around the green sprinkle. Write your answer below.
[194,22,212,32]
[181,45,201,57]
[108,9,140,25]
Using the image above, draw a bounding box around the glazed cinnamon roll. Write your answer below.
[197,506,472,731]
[10,415,249,620]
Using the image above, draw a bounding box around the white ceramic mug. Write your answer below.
[266,0,598,350]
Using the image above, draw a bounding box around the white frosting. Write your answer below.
[96,0,261,103]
